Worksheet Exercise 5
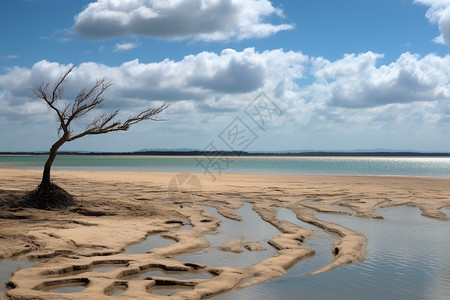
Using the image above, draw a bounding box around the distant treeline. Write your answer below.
[1,151,450,157]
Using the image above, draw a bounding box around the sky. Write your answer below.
[1,0,450,152]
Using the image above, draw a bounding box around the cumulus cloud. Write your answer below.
[113,42,139,52]
[3,49,450,151]
[2,49,450,116]
[415,0,450,44]
[73,0,293,41]
[3,48,450,150]
[0,48,307,119]
[311,51,450,108]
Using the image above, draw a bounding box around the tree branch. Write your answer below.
[33,83,67,135]
[67,103,169,141]
[32,64,169,146]
[51,64,74,105]
[65,78,113,128]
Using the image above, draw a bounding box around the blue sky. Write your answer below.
[1,0,450,152]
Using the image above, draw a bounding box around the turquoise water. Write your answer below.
[1,155,450,177]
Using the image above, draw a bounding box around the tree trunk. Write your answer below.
[40,138,66,188]
[25,135,75,210]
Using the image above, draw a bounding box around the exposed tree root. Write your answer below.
[23,183,76,210]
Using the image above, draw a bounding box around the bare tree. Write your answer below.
[26,64,168,209]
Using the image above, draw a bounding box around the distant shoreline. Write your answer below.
[1,151,450,157]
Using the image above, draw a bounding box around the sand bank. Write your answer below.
[0,169,449,299]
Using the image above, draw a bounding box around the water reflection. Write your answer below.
[216,206,450,300]
[125,234,175,254]
[276,207,335,275]
[441,207,450,218]
[180,203,279,268]
[2,156,450,177]
[0,260,35,293]
[129,269,212,280]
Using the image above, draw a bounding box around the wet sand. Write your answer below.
[0,169,449,299]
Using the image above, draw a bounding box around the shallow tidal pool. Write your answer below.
[1,205,449,299]
[216,205,450,300]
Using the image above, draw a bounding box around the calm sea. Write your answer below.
[0,155,450,178]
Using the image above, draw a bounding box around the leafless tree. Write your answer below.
[26,64,168,209]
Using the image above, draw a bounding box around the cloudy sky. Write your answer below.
[1,0,450,152]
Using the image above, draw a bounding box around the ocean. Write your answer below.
[1,155,450,178]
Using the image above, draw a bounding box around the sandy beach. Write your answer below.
[1,168,449,299]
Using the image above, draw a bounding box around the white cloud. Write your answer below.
[1,55,19,60]
[415,0,450,45]
[73,0,293,41]
[2,49,450,118]
[0,48,307,117]
[3,49,450,151]
[113,42,139,52]
[2,49,450,114]
[310,51,450,108]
